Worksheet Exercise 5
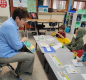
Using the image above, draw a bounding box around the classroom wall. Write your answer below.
[68,0,73,11]
[0,0,10,26]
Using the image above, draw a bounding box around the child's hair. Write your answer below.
[83,44,86,52]
[59,25,65,30]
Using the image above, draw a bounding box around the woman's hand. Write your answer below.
[21,37,27,42]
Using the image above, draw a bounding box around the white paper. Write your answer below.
[81,74,86,80]
[65,65,77,73]
[40,43,49,47]
[36,36,45,41]
[46,47,51,51]
[13,0,27,7]
[52,43,62,50]
[47,38,54,41]
[71,59,83,67]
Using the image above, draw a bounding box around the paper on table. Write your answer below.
[65,65,77,73]
[47,38,55,41]
[52,43,62,50]
[46,47,51,51]
[40,43,49,47]
[71,59,83,67]
[81,74,86,80]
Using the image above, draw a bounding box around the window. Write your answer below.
[53,0,66,9]
[73,1,85,10]
[43,0,51,8]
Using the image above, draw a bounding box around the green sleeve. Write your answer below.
[71,38,84,50]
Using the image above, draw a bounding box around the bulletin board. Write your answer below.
[10,0,38,30]
[27,0,36,12]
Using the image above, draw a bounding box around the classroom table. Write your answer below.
[44,51,86,80]
[33,35,70,53]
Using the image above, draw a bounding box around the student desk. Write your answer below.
[44,51,86,80]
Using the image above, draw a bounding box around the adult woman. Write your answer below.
[0,7,34,75]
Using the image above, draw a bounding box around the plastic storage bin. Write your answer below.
[75,22,81,28]
[82,15,86,21]
[81,22,85,28]
[66,27,70,33]
[57,38,71,45]
[76,15,81,21]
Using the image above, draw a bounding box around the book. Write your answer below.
[24,41,35,53]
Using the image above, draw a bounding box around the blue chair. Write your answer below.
[0,63,22,80]
[47,22,57,35]
[27,21,38,39]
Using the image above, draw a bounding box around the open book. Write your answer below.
[24,41,35,53]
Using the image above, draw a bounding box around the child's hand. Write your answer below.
[51,33,53,36]
[77,59,80,62]
[83,62,86,65]
[55,32,58,34]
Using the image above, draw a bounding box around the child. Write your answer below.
[66,27,86,51]
[77,44,86,65]
[51,25,66,39]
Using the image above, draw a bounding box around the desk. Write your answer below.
[27,19,62,31]
[28,19,61,23]
[44,51,86,80]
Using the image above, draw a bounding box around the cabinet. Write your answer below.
[66,11,86,34]
[38,12,65,28]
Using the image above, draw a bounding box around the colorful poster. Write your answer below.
[13,0,27,7]
[27,0,36,12]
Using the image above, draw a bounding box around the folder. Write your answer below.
[43,47,56,53]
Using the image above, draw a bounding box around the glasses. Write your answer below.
[22,19,28,22]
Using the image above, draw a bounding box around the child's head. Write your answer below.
[83,44,86,52]
[59,25,65,33]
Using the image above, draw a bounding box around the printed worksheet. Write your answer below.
[71,59,83,67]
[57,71,71,80]
[65,65,77,73]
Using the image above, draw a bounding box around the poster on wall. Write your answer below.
[27,0,36,12]
[0,0,7,8]
[13,0,27,7]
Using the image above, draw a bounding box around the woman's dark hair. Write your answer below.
[12,7,29,20]
[83,44,86,52]
[59,25,65,30]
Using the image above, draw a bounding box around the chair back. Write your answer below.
[72,50,84,58]
[28,21,37,31]
[30,12,38,19]
[49,22,57,31]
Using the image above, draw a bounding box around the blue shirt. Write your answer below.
[0,17,24,58]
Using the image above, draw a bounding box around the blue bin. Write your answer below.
[66,27,70,33]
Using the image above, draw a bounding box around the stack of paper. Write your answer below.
[47,38,55,41]
[40,43,49,48]
[71,59,83,67]
[65,65,77,73]
[52,43,62,50]
[36,35,45,41]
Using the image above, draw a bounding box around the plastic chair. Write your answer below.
[47,22,57,35]
[72,50,84,58]
[57,38,71,45]
[30,12,45,34]
[0,63,22,80]
[27,21,38,39]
